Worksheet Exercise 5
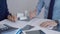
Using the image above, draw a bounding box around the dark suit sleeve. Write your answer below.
[0,0,10,20]
[3,0,10,18]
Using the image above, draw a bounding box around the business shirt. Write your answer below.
[0,0,9,21]
[37,0,60,21]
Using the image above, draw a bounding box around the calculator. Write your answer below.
[0,24,18,33]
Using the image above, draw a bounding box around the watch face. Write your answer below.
[22,30,45,34]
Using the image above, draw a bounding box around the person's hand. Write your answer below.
[40,21,57,28]
[29,9,37,19]
[7,15,17,22]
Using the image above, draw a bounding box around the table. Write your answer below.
[0,18,60,34]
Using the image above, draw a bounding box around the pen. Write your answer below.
[16,29,22,34]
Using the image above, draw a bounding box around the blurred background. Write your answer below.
[7,0,44,18]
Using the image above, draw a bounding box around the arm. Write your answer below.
[1,0,16,22]
[36,0,44,15]
[29,0,44,19]
[1,0,10,19]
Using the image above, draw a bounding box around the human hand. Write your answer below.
[7,15,17,22]
[29,9,37,19]
[40,21,57,28]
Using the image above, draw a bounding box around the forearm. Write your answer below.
[1,0,10,19]
[36,0,44,15]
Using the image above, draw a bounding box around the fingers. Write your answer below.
[11,16,17,22]
[50,21,57,26]
[29,11,36,19]
[40,22,49,28]
[29,11,33,19]
[9,16,14,22]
